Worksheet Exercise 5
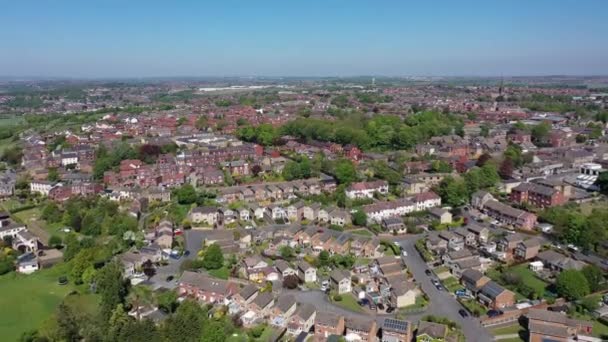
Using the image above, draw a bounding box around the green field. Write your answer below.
[491,324,524,336]
[488,263,551,299]
[0,264,76,341]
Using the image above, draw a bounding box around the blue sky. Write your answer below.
[1,0,607,77]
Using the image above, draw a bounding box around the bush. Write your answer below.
[333,294,343,302]
[49,235,63,248]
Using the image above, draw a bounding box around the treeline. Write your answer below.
[539,204,608,252]
[93,142,179,179]
[238,111,464,151]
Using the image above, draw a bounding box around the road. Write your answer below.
[396,235,494,342]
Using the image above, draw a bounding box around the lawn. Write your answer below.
[208,267,230,280]
[442,276,465,293]
[350,229,373,237]
[332,293,364,313]
[592,320,608,339]
[0,263,78,341]
[491,324,524,336]
[459,299,487,316]
[488,263,551,299]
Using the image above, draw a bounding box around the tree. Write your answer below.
[97,260,128,322]
[317,251,330,267]
[142,260,156,280]
[156,290,179,313]
[48,235,63,248]
[334,159,357,185]
[174,184,197,205]
[118,319,161,342]
[202,243,224,270]
[47,167,60,182]
[352,210,367,226]
[595,172,608,194]
[138,144,162,164]
[282,274,300,289]
[280,245,294,260]
[582,265,604,292]
[499,157,514,179]
[437,177,469,207]
[431,160,452,173]
[41,202,63,223]
[200,320,230,342]
[556,270,590,300]
[195,116,208,130]
[476,153,492,167]
[162,300,207,342]
[531,122,551,145]
[55,302,80,342]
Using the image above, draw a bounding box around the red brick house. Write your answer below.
[178,271,238,304]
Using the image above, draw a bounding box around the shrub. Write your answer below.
[333,294,343,302]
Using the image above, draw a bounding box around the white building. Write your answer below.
[345,180,389,199]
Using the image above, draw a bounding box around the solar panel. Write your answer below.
[383,318,409,332]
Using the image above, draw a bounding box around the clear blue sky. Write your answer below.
[1,0,607,78]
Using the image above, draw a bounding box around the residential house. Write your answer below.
[273,294,297,319]
[452,227,476,246]
[287,304,316,336]
[329,208,351,226]
[471,190,493,209]
[381,318,412,342]
[330,269,352,294]
[178,271,238,304]
[345,180,389,199]
[235,284,258,305]
[413,191,442,211]
[527,308,593,342]
[275,260,296,279]
[391,281,418,308]
[497,234,524,259]
[250,291,274,315]
[314,312,344,341]
[514,238,541,261]
[425,233,448,255]
[429,208,452,224]
[438,231,464,251]
[466,223,489,244]
[460,269,491,294]
[345,317,377,342]
[536,250,587,272]
[381,217,406,234]
[189,206,222,226]
[416,321,447,342]
[241,256,270,282]
[482,200,537,230]
[477,281,516,310]
[297,261,317,283]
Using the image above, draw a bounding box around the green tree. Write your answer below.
[499,157,514,179]
[352,210,367,226]
[162,300,207,342]
[202,243,224,270]
[47,167,60,182]
[582,265,604,292]
[55,302,80,342]
[317,251,330,267]
[334,159,357,185]
[69,248,95,284]
[438,177,469,207]
[431,160,452,173]
[174,184,197,205]
[531,122,551,145]
[556,270,590,300]
[41,202,63,223]
[280,245,294,260]
[97,260,128,322]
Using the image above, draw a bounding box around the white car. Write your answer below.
[402,251,408,257]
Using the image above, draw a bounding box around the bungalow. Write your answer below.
[178,271,238,304]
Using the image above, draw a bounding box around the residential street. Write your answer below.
[396,235,494,342]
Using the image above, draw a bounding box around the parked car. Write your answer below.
[369,303,377,311]
[358,298,370,307]
[377,303,385,311]
[425,269,432,276]
[166,275,174,282]
[458,309,469,318]
[487,310,503,318]
[402,250,408,257]
[386,306,395,313]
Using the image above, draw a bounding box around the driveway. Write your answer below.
[396,236,494,342]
